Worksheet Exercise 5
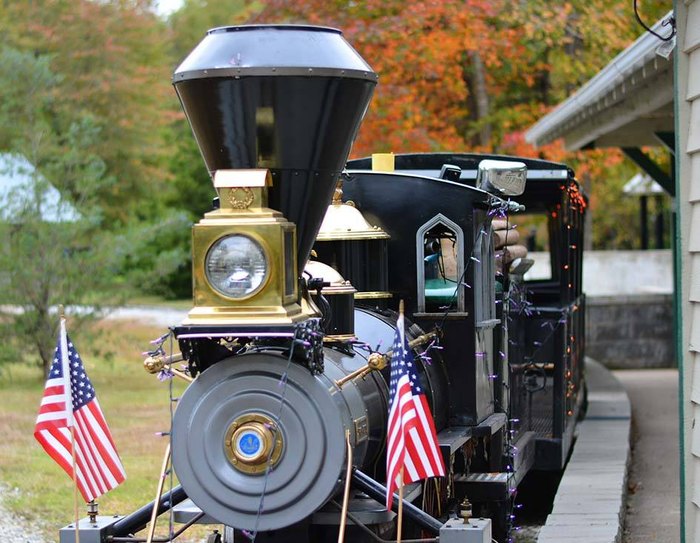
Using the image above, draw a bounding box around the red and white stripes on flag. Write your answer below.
[34,319,126,502]
[386,314,445,509]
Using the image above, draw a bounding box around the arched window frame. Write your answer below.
[473,224,496,326]
[415,213,465,313]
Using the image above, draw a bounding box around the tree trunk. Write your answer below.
[564,12,583,95]
[465,50,491,147]
[538,48,552,106]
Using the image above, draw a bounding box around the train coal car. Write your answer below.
[58,25,586,543]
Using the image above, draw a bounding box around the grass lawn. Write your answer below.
[0,319,211,542]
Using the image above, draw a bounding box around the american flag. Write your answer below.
[34,320,126,502]
[385,313,445,509]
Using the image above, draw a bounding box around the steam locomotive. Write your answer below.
[60,24,586,543]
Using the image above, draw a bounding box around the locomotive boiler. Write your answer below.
[59,24,586,543]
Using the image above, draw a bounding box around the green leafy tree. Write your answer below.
[0,44,192,377]
[0,1,211,303]
[0,47,129,376]
[165,0,265,221]
[0,0,175,223]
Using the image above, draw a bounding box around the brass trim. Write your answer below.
[354,291,393,300]
[335,352,387,388]
[316,200,390,241]
[145,443,171,543]
[332,184,343,205]
[338,430,353,543]
[190,210,303,326]
[281,224,298,305]
[223,413,283,475]
[214,169,271,188]
[143,352,183,373]
[354,416,369,442]
[413,311,469,319]
[323,334,356,343]
[372,153,395,172]
[184,304,305,326]
[227,187,255,209]
[315,231,390,241]
[334,330,438,389]
[318,285,357,295]
[143,352,193,383]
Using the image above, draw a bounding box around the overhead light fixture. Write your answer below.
[655,35,676,60]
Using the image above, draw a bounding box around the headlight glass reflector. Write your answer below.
[205,235,268,298]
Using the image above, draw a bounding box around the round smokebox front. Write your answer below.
[171,354,347,531]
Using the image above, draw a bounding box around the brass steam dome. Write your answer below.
[316,188,389,241]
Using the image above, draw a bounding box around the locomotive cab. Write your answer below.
[317,156,533,539]
[344,153,587,471]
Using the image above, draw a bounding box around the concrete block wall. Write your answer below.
[526,250,672,296]
[585,294,674,369]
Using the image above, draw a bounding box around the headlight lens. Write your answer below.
[205,235,268,298]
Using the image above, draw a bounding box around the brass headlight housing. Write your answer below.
[205,234,269,299]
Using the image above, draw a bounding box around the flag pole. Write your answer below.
[337,429,352,543]
[61,306,81,543]
[397,300,404,543]
[397,465,404,543]
[70,425,81,543]
[146,441,172,543]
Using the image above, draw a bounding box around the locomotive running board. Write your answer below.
[452,431,536,502]
[437,413,508,455]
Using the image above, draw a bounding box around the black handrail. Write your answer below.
[111,485,188,536]
[351,469,443,535]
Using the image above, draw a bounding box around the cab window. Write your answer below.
[417,214,464,313]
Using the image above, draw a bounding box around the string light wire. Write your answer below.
[633,0,676,41]
[244,328,302,543]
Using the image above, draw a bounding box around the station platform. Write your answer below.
[537,359,680,543]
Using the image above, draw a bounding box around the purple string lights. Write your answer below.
[149,332,171,346]
[157,368,174,382]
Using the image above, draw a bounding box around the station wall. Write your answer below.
[526,249,674,368]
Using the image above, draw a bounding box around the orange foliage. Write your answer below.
[251,0,670,247]
[252,0,665,167]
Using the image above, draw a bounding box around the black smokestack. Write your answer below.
[173,25,377,273]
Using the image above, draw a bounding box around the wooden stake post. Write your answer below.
[397,300,404,543]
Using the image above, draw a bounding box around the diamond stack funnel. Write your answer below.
[173,25,377,274]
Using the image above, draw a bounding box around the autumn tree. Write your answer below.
[251,0,672,249]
